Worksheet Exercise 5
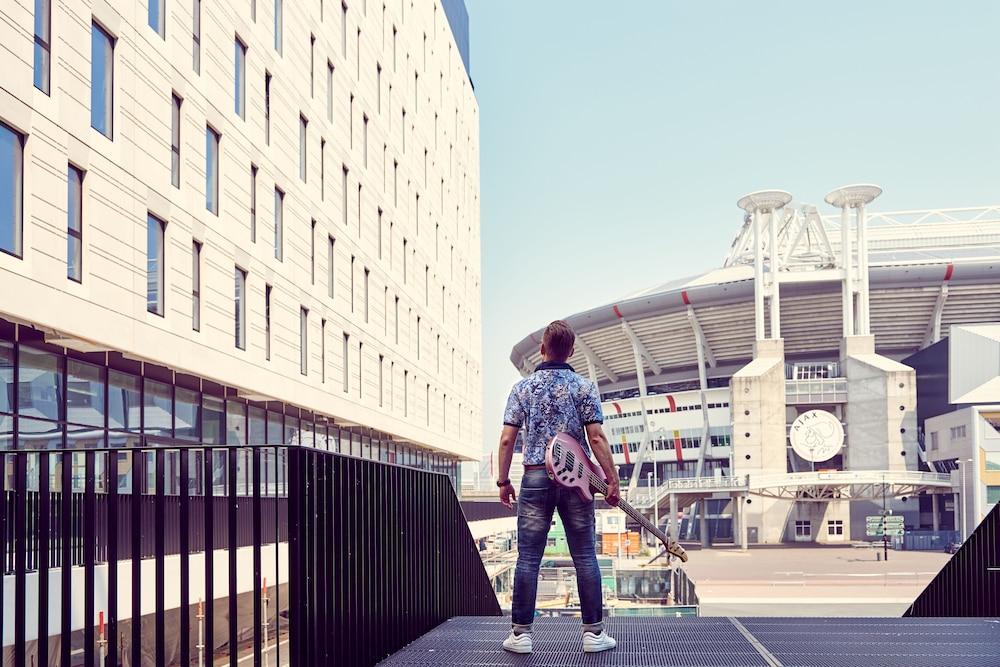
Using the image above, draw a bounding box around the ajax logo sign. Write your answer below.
[789,410,844,463]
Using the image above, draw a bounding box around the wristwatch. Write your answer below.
[496,478,511,487]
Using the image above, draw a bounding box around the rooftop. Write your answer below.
[380,616,1000,666]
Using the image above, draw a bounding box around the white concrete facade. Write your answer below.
[0,0,482,460]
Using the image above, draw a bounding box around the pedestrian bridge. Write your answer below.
[631,470,955,511]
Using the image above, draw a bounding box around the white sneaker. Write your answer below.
[502,631,533,654]
[583,631,617,653]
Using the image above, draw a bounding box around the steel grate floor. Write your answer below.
[379,616,1000,667]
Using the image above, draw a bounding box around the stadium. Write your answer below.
[509,187,1000,545]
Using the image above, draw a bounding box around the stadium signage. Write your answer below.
[789,410,844,463]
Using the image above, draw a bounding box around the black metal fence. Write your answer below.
[1,439,500,666]
[671,568,699,607]
[904,501,999,617]
[287,448,501,665]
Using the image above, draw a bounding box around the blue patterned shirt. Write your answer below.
[503,361,604,465]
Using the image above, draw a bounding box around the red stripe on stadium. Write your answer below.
[613,305,623,319]
[944,263,954,281]
[612,402,622,415]
[666,395,676,412]
[673,431,684,464]
[622,437,631,464]
[681,290,691,305]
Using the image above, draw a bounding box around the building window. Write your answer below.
[91,22,114,138]
[34,0,51,94]
[0,124,23,258]
[327,62,335,122]
[950,425,967,440]
[321,319,326,383]
[364,267,370,323]
[192,0,201,72]
[147,214,165,315]
[235,267,247,349]
[171,94,182,188]
[350,255,355,311]
[342,333,350,393]
[299,307,308,375]
[378,355,384,407]
[404,369,408,416]
[363,114,369,167]
[250,165,257,242]
[251,0,256,21]
[304,220,314,284]
[192,241,201,330]
[205,126,220,214]
[827,520,844,536]
[358,342,363,398]
[794,520,811,538]
[930,431,939,451]
[394,296,399,343]
[235,38,247,118]
[264,284,272,360]
[264,72,272,144]
[299,114,308,181]
[320,138,326,200]
[342,166,349,226]
[273,187,283,260]
[149,0,165,37]
[310,34,316,97]
[274,0,282,54]
[67,165,84,282]
[341,1,347,58]
[426,383,430,425]
[328,236,336,298]
[377,208,383,258]
[377,63,382,113]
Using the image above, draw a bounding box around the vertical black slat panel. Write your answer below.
[228,447,238,667]
[0,453,5,665]
[203,448,214,663]
[331,454,342,665]
[62,452,73,667]
[13,452,26,667]
[154,448,165,666]
[179,448,190,665]
[286,447,299,667]
[350,457,360,666]
[251,447,262,667]
[84,450,96,667]
[107,451,119,667]
[305,451,314,667]
[37,453,50,667]
[131,451,143,667]
[314,454,324,664]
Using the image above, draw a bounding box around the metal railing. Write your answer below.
[905,501,999,617]
[0,438,499,667]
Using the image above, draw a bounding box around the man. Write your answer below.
[496,320,620,654]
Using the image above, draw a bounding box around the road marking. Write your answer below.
[729,617,783,667]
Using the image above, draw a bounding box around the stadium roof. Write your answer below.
[510,205,1000,390]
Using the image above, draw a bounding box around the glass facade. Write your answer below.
[0,320,461,484]
[0,121,23,258]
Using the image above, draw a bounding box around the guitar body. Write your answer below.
[545,432,690,563]
[544,432,606,501]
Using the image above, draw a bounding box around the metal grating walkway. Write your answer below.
[379,616,1000,667]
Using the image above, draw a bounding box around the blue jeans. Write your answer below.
[511,468,603,632]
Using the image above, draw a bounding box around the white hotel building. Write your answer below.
[0,0,482,471]
[1,0,481,661]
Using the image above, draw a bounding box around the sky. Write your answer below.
[465,0,1000,462]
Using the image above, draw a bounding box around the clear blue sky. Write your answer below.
[467,0,1000,460]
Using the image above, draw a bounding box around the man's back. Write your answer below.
[503,361,603,465]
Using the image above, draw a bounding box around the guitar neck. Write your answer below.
[616,499,670,545]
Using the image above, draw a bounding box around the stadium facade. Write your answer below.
[0,0,479,662]
[510,191,1000,545]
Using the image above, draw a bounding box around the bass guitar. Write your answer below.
[545,432,688,563]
